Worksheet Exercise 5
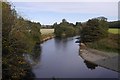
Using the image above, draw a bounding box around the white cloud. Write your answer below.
[10,2,118,24]
[14,2,118,16]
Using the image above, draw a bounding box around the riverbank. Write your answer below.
[85,33,120,53]
[40,29,55,43]
[41,34,55,43]
[79,43,119,72]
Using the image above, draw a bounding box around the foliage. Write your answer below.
[81,17,119,53]
[86,34,120,53]
[81,17,109,42]
[30,22,41,44]
[108,21,120,28]
[2,1,119,79]
[2,2,41,79]
[54,19,81,38]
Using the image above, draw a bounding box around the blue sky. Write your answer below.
[11,2,118,25]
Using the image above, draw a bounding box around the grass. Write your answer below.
[41,34,54,40]
[108,28,120,34]
[40,29,54,34]
[40,29,55,41]
[86,33,120,53]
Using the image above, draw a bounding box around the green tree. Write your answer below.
[75,22,82,35]
[62,19,67,23]
[108,21,120,28]
[30,22,41,44]
[2,2,16,55]
[2,2,41,79]
[54,19,77,38]
[81,17,108,42]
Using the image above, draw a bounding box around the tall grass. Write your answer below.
[86,34,119,53]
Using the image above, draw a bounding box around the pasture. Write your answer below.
[108,28,119,34]
[40,29,54,34]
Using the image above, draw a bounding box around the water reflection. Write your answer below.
[84,60,98,70]
[25,37,118,78]
[54,38,68,51]
[24,44,42,66]
[31,44,42,64]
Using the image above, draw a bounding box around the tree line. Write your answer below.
[108,21,120,28]
[2,1,119,79]
[54,17,109,43]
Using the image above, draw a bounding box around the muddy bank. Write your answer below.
[79,43,119,72]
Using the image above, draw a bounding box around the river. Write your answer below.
[24,36,119,78]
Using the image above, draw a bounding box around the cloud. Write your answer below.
[13,2,118,16]
[11,2,118,24]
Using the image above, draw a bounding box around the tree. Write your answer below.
[2,2,40,79]
[30,22,41,43]
[108,21,120,28]
[81,17,108,42]
[96,16,107,21]
[54,19,77,38]
[62,19,67,23]
[2,2,17,56]
[75,22,82,34]
[75,22,82,27]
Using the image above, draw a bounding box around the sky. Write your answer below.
[7,0,119,25]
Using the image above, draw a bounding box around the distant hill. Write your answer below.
[108,21,120,28]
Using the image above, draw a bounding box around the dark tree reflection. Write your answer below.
[84,60,98,70]
[31,44,42,64]
[24,44,42,66]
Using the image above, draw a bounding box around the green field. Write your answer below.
[40,29,54,34]
[108,28,120,34]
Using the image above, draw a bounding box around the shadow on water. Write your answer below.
[24,44,42,66]
[77,40,98,70]
[84,60,98,70]
[23,44,42,79]
[31,44,42,64]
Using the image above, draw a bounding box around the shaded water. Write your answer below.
[25,37,118,78]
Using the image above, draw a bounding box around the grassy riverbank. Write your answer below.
[86,33,119,53]
[40,29,54,42]
[80,30,120,72]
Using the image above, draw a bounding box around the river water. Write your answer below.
[24,37,119,78]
